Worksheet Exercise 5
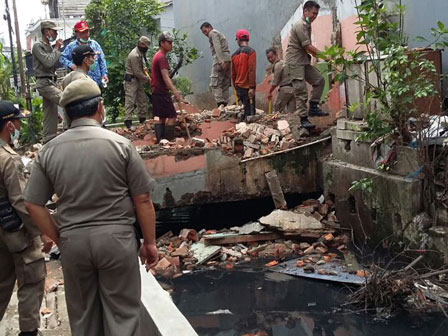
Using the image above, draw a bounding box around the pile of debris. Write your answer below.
[345,255,448,317]
[151,197,351,279]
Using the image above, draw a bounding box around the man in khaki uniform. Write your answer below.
[0,101,47,336]
[124,36,152,129]
[32,20,64,143]
[200,22,232,106]
[24,78,159,336]
[266,48,295,113]
[285,0,328,129]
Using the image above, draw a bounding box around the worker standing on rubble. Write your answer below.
[266,47,295,113]
[152,31,181,143]
[60,21,108,88]
[284,0,328,129]
[232,29,257,121]
[200,22,232,107]
[32,20,64,143]
[0,101,49,336]
[123,36,152,129]
[24,78,158,336]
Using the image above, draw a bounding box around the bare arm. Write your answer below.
[161,68,181,102]
[133,192,158,270]
[306,44,322,58]
[24,202,60,245]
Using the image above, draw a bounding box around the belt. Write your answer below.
[36,76,57,80]
[279,83,292,88]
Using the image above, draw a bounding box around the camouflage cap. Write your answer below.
[41,20,62,31]
[139,36,151,48]
[60,78,101,108]
[158,31,174,43]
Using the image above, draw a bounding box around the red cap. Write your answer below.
[74,21,89,32]
[235,29,250,40]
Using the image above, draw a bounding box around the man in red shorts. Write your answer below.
[151,31,181,143]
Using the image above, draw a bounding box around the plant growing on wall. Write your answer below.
[85,0,199,122]
[319,0,448,144]
[0,42,14,100]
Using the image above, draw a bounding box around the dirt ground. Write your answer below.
[0,260,71,336]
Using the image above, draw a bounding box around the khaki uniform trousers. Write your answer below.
[59,224,151,336]
[286,64,325,117]
[210,62,231,105]
[274,85,295,113]
[0,229,45,332]
[124,79,148,121]
[36,78,62,144]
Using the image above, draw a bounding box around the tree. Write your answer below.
[0,42,14,100]
[85,0,199,122]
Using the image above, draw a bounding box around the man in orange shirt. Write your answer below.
[231,29,256,121]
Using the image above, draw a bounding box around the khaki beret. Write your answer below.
[60,77,101,107]
[41,20,62,31]
[139,36,151,47]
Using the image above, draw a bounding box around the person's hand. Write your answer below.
[173,90,181,103]
[71,64,77,71]
[55,39,64,50]
[267,93,273,101]
[102,75,109,84]
[139,242,158,271]
[220,62,228,71]
[249,89,255,99]
[41,234,53,253]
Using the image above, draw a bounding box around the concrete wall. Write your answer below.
[401,0,448,98]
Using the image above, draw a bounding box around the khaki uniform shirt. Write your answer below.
[32,39,61,77]
[285,17,312,66]
[271,60,291,87]
[0,140,40,237]
[125,47,148,83]
[209,29,231,65]
[62,69,89,90]
[24,118,154,233]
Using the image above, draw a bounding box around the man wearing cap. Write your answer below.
[266,47,295,113]
[24,78,158,336]
[62,45,97,89]
[284,0,328,129]
[123,36,152,129]
[232,29,257,121]
[200,22,232,107]
[32,20,64,144]
[0,101,48,336]
[60,21,108,88]
[151,32,181,143]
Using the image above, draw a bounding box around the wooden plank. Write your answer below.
[203,232,281,245]
[343,251,360,273]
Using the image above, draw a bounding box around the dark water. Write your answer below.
[170,263,447,336]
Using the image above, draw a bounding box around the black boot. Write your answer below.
[124,120,132,129]
[139,117,146,124]
[154,124,165,143]
[300,117,316,129]
[164,125,175,141]
[308,101,329,117]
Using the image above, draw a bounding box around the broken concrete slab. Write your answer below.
[259,210,323,232]
[233,222,265,235]
[190,242,221,265]
[202,232,281,246]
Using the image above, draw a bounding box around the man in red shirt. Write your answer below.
[231,29,256,121]
[151,31,181,143]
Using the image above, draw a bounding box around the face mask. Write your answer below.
[138,46,148,54]
[9,124,20,147]
[80,38,90,44]
[305,17,310,24]
[88,60,96,72]
[48,34,55,42]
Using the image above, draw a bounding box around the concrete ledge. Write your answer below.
[140,265,198,336]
